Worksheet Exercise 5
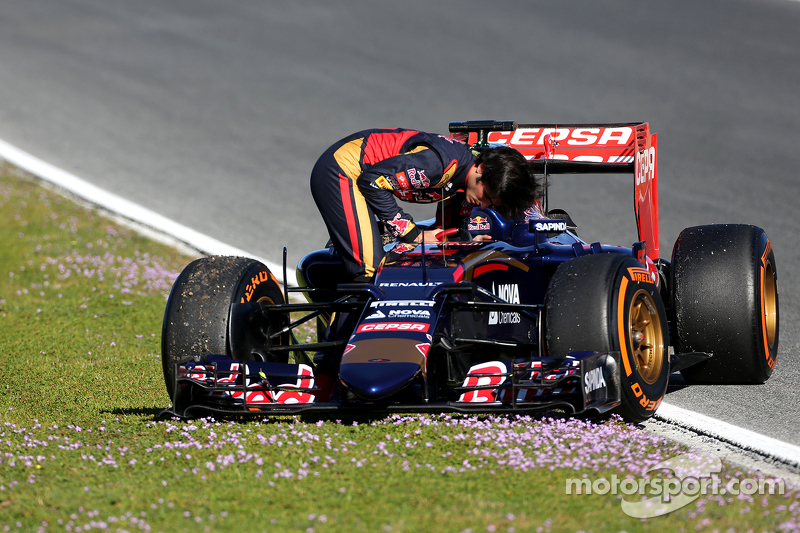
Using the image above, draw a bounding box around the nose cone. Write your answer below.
[338,338,428,401]
[339,362,421,400]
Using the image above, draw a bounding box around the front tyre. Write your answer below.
[672,224,778,384]
[546,253,669,423]
[161,256,285,398]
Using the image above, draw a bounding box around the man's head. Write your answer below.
[466,146,541,219]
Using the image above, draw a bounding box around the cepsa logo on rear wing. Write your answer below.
[467,123,645,163]
[462,122,660,259]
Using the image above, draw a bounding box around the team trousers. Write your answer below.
[310,145,384,281]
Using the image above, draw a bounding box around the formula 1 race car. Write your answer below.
[160,121,779,423]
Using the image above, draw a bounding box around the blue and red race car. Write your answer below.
[160,120,779,423]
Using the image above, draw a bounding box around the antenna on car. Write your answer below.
[542,128,558,215]
[283,247,288,300]
[421,228,428,284]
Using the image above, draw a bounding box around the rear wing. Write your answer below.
[449,121,659,259]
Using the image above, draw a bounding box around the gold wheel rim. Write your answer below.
[628,289,665,385]
[764,261,777,348]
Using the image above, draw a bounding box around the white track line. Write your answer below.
[654,403,800,469]
[2,136,799,468]
[0,138,288,282]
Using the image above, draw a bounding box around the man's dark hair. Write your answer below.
[476,146,542,220]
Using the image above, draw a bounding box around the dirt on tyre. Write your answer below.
[546,253,669,423]
[672,224,778,384]
[161,255,286,398]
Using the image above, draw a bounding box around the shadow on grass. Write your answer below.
[124,406,578,426]
[102,407,164,419]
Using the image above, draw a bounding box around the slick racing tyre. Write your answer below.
[161,256,286,398]
[672,224,778,384]
[546,253,669,423]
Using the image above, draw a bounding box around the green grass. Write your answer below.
[1,165,798,532]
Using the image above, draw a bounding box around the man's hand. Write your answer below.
[414,229,444,243]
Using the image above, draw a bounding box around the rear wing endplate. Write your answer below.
[449,121,659,259]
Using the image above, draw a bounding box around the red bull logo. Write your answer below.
[467,215,490,231]
[385,213,412,236]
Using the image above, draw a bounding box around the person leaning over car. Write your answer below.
[310,128,539,282]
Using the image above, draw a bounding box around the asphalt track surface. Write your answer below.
[1,1,799,446]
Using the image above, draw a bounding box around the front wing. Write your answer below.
[160,351,622,419]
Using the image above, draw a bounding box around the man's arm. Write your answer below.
[356,148,444,243]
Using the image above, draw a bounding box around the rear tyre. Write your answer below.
[672,224,778,384]
[161,256,285,398]
[546,253,669,423]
